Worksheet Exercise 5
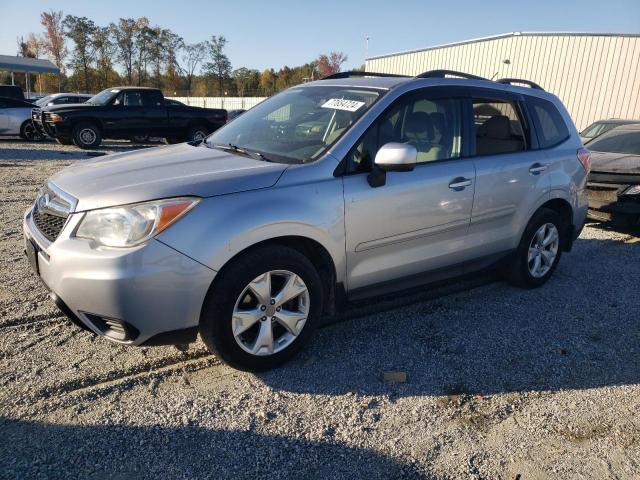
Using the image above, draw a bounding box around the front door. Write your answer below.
[342,88,476,293]
[109,91,147,136]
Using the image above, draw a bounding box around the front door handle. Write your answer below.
[448,177,473,191]
[529,163,548,175]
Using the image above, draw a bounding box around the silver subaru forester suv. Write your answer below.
[24,70,590,371]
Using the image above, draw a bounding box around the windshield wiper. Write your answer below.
[208,143,272,162]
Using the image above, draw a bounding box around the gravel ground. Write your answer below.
[1,138,639,480]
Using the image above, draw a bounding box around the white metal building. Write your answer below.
[365,32,640,130]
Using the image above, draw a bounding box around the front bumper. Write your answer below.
[586,182,640,218]
[23,207,216,346]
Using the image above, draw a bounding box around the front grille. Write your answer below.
[43,112,56,123]
[32,205,67,241]
[31,185,73,242]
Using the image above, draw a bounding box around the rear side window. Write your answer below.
[142,90,164,107]
[528,97,570,148]
[473,99,526,156]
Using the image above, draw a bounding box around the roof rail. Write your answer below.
[496,78,544,90]
[321,71,408,80]
[415,69,487,81]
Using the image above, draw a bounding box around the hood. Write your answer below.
[42,103,98,113]
[590,151,640,174]
[50,143,288,211]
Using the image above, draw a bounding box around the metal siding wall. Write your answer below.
[366,34,640,130]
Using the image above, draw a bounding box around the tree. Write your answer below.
[40,11,67,70]
[259,69,277,95]
[275,66,293,91]
[163,31,184,93]
[232,67,260,96]
[317,51,348,77]
[204,36,231,96]
[63,15,97,92]
[16,36,35,57]
[113,18,137,85]
[93,26,118,89]
[133,17,153,86]
[181,42,206,96]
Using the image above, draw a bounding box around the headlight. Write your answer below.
[49,113,64,123]
[75,197,200,247]
[623,185,640,196]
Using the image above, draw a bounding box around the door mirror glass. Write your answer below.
[374,142,417,172]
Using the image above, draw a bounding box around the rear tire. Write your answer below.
[504,208,565,288]
[72,122,102,149]
[200,245,323,371]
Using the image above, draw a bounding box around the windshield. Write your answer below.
[205,86,383,163]
[588,129,640,155]
[35,95,54,107]
[581,122,622,139]
[87,89,119,106]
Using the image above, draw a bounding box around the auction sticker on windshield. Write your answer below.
[321,98,366,112]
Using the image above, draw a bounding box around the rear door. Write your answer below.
[342,87,477,293]
[141,90,168,135]
[466,89,550,258]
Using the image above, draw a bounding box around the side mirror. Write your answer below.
[367,142,417,187]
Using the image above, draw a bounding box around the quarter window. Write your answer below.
[347,93,463,173]
[473,99,526,155]
[528,97,570,148]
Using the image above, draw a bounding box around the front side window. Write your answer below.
[473,99,526,155]
[206,86,382,164]
[346,93,463,173]
[587,129,640,155]
[119,92,144,107]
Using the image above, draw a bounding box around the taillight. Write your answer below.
[577,147,591,173]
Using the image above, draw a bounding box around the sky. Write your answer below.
[0,0,639,72]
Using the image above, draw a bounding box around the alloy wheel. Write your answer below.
[527,223,559,278]
[79,128,97,145]
[232,270,310,356]
[192,130,207,142]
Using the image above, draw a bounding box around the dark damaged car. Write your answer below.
[586,123,640,227]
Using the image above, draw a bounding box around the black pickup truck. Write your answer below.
[33,87,227,148]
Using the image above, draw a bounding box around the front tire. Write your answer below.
[200,245,323,371]
[504,208,565,288]
[187,124,209,143]
[72,122,102,149]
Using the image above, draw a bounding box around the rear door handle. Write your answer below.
[448,177,473,190]
[529,163,548,174]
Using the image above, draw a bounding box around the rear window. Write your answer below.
[528,97,570,148]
